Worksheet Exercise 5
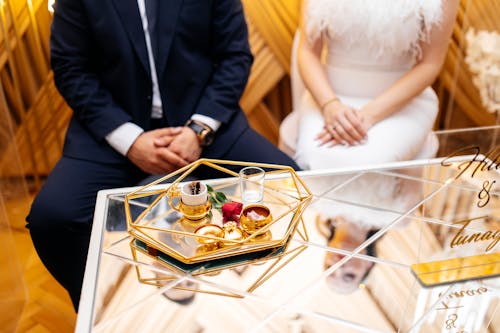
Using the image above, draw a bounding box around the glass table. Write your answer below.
[76,127,500,333]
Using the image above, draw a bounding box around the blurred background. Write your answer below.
[0,0,499,331]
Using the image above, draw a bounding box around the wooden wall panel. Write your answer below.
[0,0,70,186]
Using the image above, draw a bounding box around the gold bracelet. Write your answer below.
[320,97,340,111]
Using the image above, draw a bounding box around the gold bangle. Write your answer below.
[320,97,340,111]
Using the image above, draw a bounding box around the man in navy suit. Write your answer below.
[27,0,298,310]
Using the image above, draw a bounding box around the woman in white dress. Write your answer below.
[295,0,458,169]
[293,0,459,292]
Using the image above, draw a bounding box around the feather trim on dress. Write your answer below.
[305,0,443,59]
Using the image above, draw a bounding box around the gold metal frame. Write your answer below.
[124,159,312,296]
[125,159,311,263]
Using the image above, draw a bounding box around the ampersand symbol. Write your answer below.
[477,180,496,208]
[446,314,458,329]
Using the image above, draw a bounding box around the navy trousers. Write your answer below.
[26,127,299,310]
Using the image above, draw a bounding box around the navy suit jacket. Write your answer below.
[51,0,253,163]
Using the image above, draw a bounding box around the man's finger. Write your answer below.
[153,127,183,137]
[153,136,175,147]
[158,148,189,168]
[148,166,164,175]
[148,155,179,174]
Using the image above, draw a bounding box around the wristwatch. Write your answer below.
[185,119,215,147]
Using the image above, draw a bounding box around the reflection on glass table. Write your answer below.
[77,127,500,333]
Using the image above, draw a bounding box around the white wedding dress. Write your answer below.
[289,0,443,229]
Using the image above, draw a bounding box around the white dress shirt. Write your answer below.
[105,0,220,156]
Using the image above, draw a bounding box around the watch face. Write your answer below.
[187,120,214,146]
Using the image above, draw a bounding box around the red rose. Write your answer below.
[222,201,243,223]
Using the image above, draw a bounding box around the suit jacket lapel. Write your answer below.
[111,0,151,77]
[157,0,183,78]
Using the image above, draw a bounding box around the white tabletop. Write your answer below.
[76,127,500,333]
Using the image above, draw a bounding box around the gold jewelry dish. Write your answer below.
[124,159,312,295]
[239,204,273,234]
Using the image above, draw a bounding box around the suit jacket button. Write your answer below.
[147,95,152,101]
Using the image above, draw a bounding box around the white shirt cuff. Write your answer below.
[191,114,221,132]
[105,122,144,156]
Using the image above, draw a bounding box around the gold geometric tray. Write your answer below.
[124,159,312,264]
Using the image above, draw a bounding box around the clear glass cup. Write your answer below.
[239,166,265,204]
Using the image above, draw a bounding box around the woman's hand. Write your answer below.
[316,101,367,146]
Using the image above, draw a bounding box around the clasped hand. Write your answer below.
[316,101,371,147]
[127,127,202,174]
